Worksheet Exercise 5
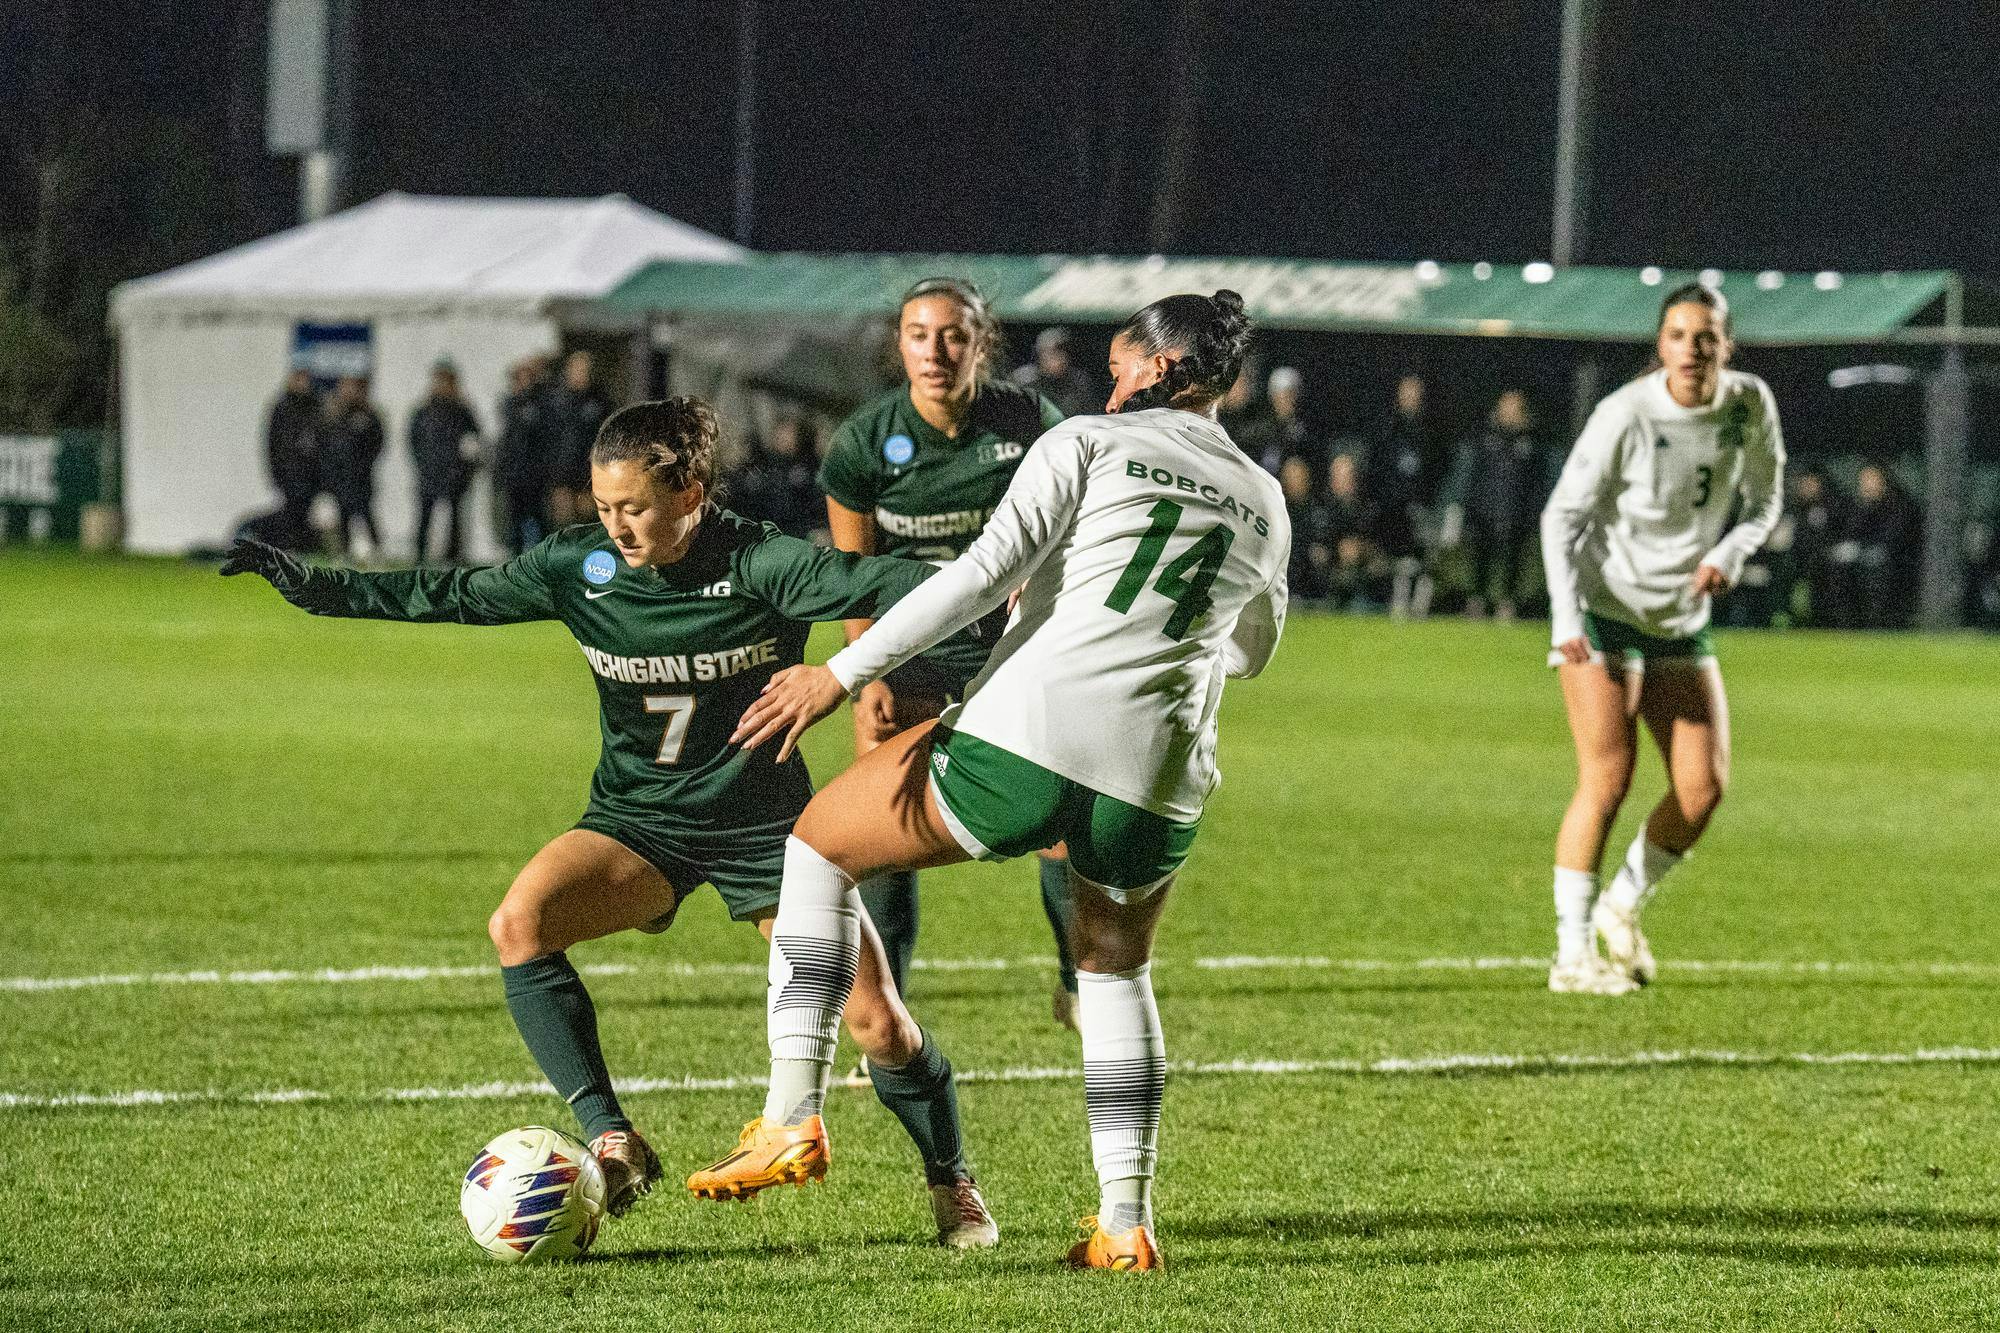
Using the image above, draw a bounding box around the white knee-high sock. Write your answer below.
[1602,836,1684,914]
[763,836,861,1124]
[1077,965,1164,1234]
[1553,867,1599,962]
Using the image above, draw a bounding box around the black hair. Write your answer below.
[591,397,718,494]
[1658,282,1731,339]
[1113,289,1254,412]
[898,276,1005,385]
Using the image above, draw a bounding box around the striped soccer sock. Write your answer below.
[1077,964,1164,1234]
[762,836,861,1124]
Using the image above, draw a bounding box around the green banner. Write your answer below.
[604,254,1950,346]
[0,430,107,543]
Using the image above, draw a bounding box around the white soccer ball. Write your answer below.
[459,1125,608,1263]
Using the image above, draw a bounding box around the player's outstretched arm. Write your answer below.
[730,664,848,762]
[219,535,557,624]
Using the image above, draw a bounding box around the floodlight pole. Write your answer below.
[1553,0,1601,439]
[734,0,758,247]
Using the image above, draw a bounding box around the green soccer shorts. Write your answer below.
[1548,610,1718,669]
[926,727,1199,897]
[574,809,786,924]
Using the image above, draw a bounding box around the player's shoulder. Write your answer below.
[831,387,910,444]
[539,522,615,559]
[976,378,1058,434]
[1720,369,1778,414]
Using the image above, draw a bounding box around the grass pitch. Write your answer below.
[3,549,1999,1330]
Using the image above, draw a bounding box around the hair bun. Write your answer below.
[1210,289,1246,317]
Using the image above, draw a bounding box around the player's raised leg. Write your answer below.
[686,723,970,1199]
[1066,865,1173,1272]
[1596,660,1730,983]
[488,828,679,1215]
[1549,660,1641,995]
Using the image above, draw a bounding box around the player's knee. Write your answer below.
[1574,768,1632,820]
[845,998,919,1064]
[1679,771,1726,825]
[487,902,546,966]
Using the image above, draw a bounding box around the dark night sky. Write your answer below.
[4,0,1998,438]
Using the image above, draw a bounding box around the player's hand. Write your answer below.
[220,537,315,604]
[851,680,897,751]
[1691,564,1731,596]
[733,665,849,762]
[1554,636,1593,665]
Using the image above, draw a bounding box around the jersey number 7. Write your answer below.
[644,694,696,764]
[1104,498,1236,640]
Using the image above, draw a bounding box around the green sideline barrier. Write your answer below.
[0,430,111,544]
[604,255,1951,346]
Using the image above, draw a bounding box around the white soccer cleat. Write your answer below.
[1548,954,1640,996]
[1592,898,1658,986]
[930,1177,999,1249]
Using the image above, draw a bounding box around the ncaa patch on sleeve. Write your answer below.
[883,434,916,465]
[583,551,617,585]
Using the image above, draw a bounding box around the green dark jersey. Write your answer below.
[288,510,931,834]
[818,380,1065,686]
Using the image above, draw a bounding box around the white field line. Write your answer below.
[7,1045,2000,1112]
[9,954,2000,995]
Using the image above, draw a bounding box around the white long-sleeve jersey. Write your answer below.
[1541,368,1785,645]
[827,407,1291,821]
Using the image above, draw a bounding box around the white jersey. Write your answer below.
[1541,368,1785,644]
[827,408,1291,821]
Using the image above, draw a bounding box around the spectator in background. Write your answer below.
[1278,454,1325,602]
[549,350,612,527]
[264,368,322,550]
[320,375,385,560]
[495,359,555,555]
[732,412,824,541]
[1782,468,1850,626]
[1240,366,1320,480]
[1448,389,1545,619]
[1306,450,1376,610]
[1367,373,1446,618]
[409,360,483,563]
[1833,460,1921,628]
[1010,327,1098,417]
[1217,353,1265,440]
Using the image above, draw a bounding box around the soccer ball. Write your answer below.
[459,1125,608,1263]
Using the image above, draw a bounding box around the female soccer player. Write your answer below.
[1540,284,1784,995]
[687,291,1290,1271]
[221,398,998,1248]
[818,277,1079,1024]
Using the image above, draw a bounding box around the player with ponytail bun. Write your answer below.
[689,291,1292,1273]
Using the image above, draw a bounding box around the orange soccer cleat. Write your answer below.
[1064,1215,1163,1271]
[686,1115,830,1201]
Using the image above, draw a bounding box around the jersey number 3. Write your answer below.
[1104,498,1235,640]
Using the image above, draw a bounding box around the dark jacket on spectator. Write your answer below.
[496,387,555,495]
[551,383,611,491]
[410,397,482,496]
[266,389,322,502]
[320,398,384,502]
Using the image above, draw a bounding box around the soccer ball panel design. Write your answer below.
[459,1125,608,1263]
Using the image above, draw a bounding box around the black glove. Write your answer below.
[220,536,317,604]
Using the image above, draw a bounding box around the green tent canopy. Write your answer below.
[603,253,1951,346]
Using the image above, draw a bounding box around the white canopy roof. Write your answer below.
[111,193,747,321]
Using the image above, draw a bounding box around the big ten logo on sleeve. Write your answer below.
[583,550,617,584]
[883,434,916,466]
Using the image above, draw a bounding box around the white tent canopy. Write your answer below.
[112,193,746,557]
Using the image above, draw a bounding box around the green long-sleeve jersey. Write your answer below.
[289,509,932,831]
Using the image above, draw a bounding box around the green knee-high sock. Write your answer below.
[1039,856,1078,995]
[500,952,629,1141]
[859,870,920,996]
[866,1029,969,1186]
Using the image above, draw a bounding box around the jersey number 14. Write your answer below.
[1104,498,1235,640]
